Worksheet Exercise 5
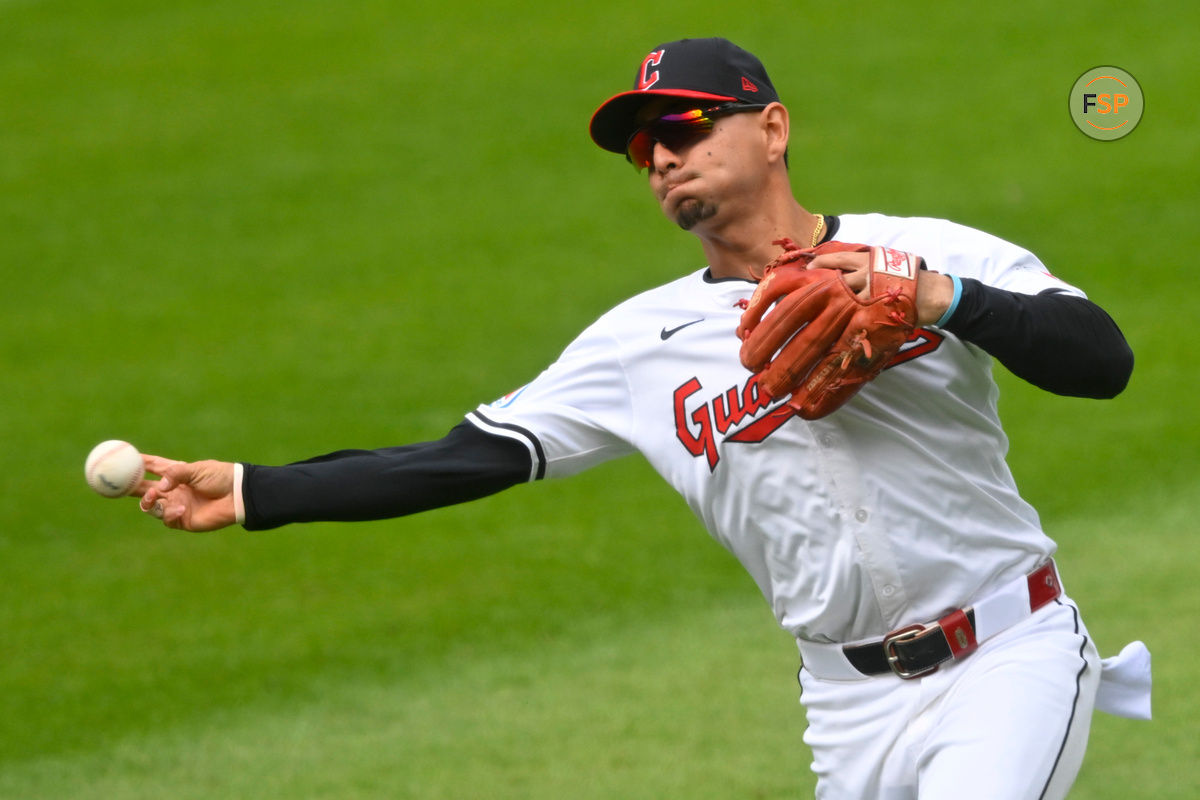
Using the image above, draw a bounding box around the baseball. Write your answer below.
[84,440,145,498]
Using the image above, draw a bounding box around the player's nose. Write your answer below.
[650,139,681,174]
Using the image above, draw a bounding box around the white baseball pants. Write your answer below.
[798,600,1100,800]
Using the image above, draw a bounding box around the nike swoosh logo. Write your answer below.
[660,318,705,340]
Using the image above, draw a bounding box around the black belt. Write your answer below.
[840,562,1061,680]
[844,609,978,679]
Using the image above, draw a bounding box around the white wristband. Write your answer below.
[233,462,246,525]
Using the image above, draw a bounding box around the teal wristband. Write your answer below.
[934,275,963,328]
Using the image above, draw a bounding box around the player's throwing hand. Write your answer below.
[133,456,238,532]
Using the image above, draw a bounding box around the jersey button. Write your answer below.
[854,508,869,523]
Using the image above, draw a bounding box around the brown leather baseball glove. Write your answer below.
[737,238,922,419]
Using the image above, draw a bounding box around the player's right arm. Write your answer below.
[136,296,637,534]
[135,455,239,531]
[134,420,533,532]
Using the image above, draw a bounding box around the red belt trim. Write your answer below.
[1027,560,1062,612]
[939,608,977,659]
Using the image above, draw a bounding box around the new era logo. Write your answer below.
[741,77,758,92]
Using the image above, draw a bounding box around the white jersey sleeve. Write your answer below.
[837,213,1086,299]
[467,315,637,481]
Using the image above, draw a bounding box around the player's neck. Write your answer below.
[699,200,820,281]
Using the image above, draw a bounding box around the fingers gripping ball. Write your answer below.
[738,239,921,419]
[85,440,144,498]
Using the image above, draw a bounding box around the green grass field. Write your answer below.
[3,0,1197,797]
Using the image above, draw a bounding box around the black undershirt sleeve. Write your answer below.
[237,271,1130,528]
[241,420,533,530]
[942,277,1133,398]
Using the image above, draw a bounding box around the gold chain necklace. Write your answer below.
[810,214,826,247]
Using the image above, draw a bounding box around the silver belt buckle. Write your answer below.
[882,623,939,680]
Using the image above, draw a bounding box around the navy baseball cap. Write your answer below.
[590,38,780,154]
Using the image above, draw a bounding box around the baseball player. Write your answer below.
[134,38,1151,799]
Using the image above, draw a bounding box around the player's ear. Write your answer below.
[761,103,789,167]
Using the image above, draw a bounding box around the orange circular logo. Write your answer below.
[1069,66,1143,141]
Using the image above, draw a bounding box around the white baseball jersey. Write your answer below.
[468,213,1085,644]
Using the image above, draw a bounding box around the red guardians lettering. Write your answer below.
[673,329,944,470]
[674,376,785,471]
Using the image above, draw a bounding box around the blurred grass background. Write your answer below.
[1,0,1196,797]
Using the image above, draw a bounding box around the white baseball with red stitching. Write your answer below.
[84,440,144,498]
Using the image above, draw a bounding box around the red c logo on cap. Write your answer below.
[639,50,664,90]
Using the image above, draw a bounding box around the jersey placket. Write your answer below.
[809,420,911,629]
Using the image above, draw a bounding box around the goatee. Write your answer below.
[674,199,717,231]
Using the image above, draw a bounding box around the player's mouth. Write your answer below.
[658,173,701,205]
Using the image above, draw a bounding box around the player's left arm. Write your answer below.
[807,246,1133,398]
[937,277,1133,398]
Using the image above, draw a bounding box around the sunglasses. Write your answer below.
[625,103,769,172]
